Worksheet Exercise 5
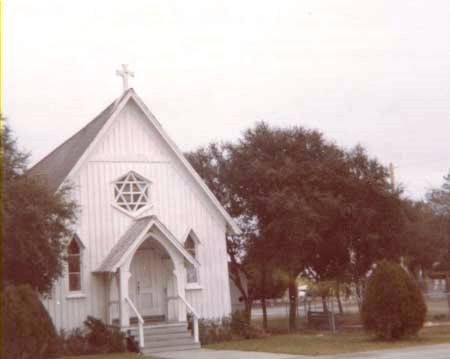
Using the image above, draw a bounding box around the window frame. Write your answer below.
[183,230,202,290]
[67,234,85,295]
[111,171,153,218]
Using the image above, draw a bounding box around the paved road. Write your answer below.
[155,344,450,359]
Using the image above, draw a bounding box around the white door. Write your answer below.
[129,249,166,316]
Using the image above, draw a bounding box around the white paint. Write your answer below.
[42,94,234,331]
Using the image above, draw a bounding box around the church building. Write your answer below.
[29,66,240,354]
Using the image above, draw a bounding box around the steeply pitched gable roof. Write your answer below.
[28,90,131,192]
[29,89,241,234]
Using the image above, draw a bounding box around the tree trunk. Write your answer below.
[262,297,268,330]
[321,295,328,312]
[446,275,450,314]
[261,267,268,330]
[355,281,363,313]
[244,297,252,324]
[229,259,252,324]
[335,283,344,315]
[288,273,297,331]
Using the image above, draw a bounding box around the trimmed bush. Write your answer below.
[2,284,58,359]
[361,260,427,340]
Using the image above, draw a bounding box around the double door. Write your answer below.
[129,249,167,316]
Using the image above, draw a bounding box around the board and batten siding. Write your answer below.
[43,99,232,330]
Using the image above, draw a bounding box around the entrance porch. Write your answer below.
[95,215,200,352]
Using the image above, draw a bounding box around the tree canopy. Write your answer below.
[1,121,78,294]
[187,121,408,330]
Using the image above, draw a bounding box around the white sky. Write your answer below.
[4,0,450,200]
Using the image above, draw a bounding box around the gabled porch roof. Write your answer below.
[95,215,199,273]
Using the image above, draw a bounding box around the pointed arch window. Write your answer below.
[113,171,151,214]
[184,235,198,284]
[68,237,82,292]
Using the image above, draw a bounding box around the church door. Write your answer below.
[129,249,166,317]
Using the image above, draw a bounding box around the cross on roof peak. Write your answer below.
[116,64,134,92]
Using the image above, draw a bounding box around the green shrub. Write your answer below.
[197,317,232,344]
[58,328,90,356]
[361,260,427,340]
[230,310,250,337]
[84,316,125,352]
[58,317,126,355]
[2,284,59,359]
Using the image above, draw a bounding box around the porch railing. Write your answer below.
[125,297,144,351]
[178,295,199,343]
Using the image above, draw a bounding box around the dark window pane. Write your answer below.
[69,274,81,291]
[68,239,79,254]
[133,194,140,202]
[185,237,195,250]
[68,255,80,272]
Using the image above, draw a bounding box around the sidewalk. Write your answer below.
[154,343,450,359]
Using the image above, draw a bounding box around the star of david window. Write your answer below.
[113,171,151,213]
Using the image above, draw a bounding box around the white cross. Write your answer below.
[116,64,134,92]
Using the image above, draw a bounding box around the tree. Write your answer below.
[225,122,351,330]
[188,123,407,330]
[1,121,78,294]
[402,200,444,277]
[426,170,450,312]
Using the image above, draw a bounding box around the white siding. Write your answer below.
[44,99,232,330]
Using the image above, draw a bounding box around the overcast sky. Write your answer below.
[4,0,450,200]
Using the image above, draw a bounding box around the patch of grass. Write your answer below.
[206,326,450,356]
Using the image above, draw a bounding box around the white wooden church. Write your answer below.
[30,66,240,354]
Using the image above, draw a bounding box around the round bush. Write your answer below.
[361,260,427,340]
[2,285,58,359]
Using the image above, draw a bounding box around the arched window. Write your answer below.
[184,236,198,284]
[68,238,82,292]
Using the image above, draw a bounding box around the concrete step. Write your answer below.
[144,337,197,349]
[127,321,199,355]
[142,342,201,355]
[128,323,189,336]
[142,332,192,342]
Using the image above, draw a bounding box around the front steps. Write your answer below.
[128,322,200,355]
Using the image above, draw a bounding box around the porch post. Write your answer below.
[117,266,130,327]
[105,273,113,325]
[174,259,187,322]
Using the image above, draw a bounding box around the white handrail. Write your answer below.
[178,295,199,343]
[125,297,145,351]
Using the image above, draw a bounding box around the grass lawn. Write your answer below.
[206,326,450,356]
